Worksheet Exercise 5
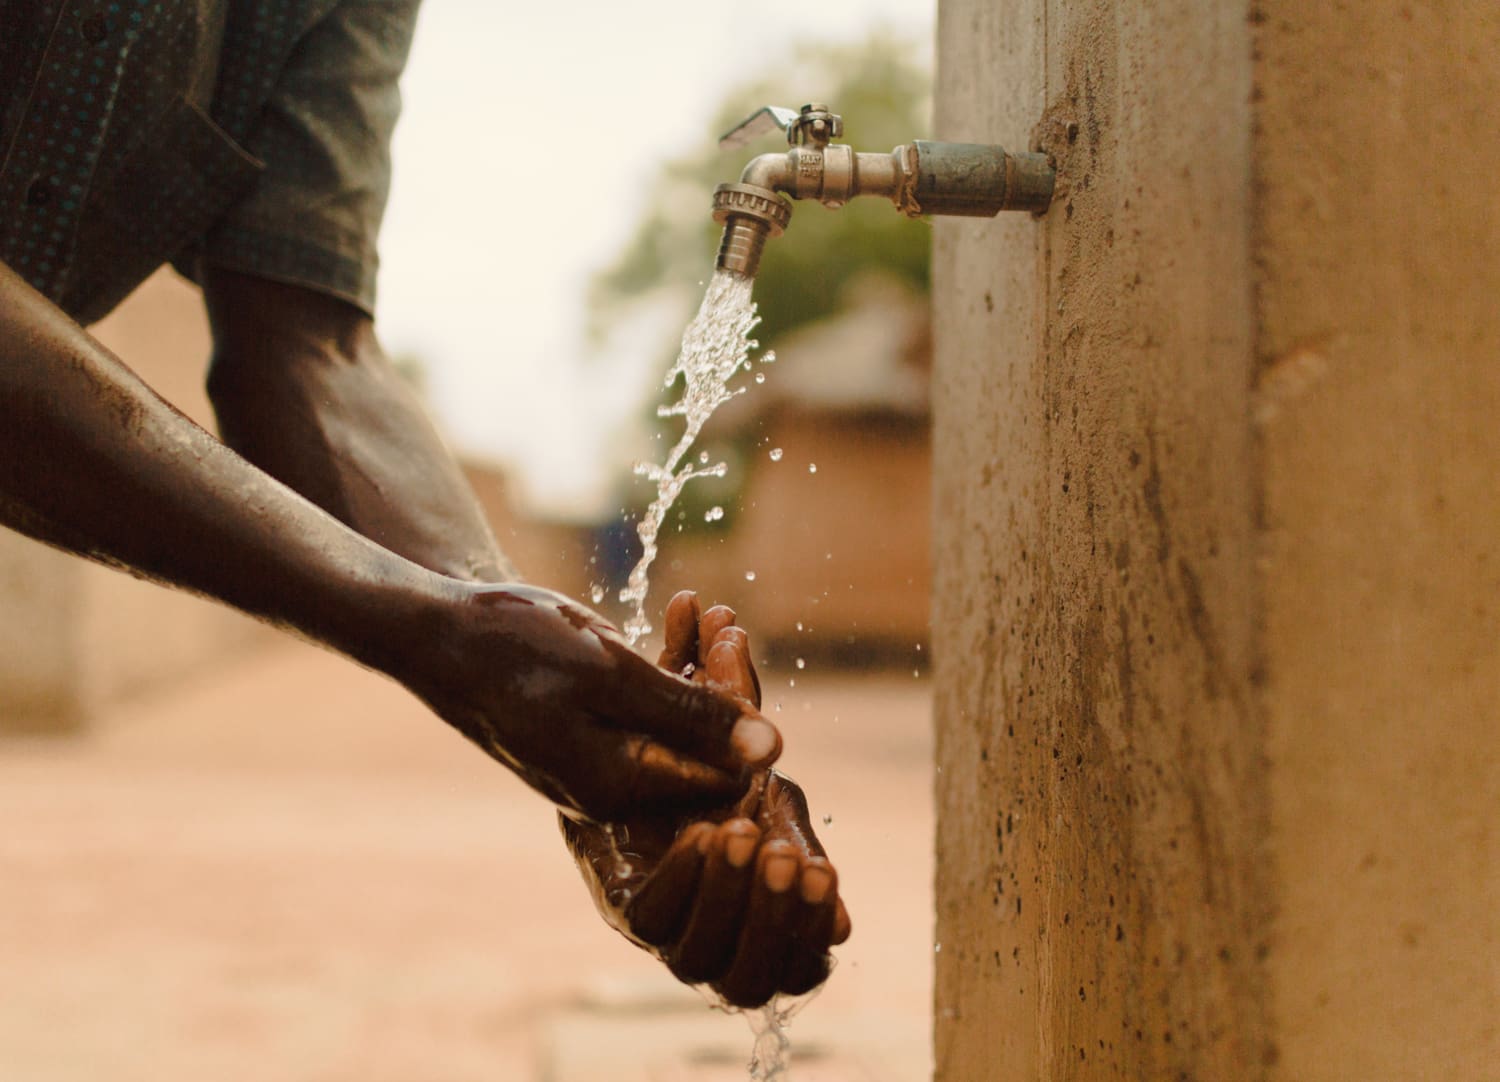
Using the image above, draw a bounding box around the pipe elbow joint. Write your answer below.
[738,152,793,192]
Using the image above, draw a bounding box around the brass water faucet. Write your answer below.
[712,103,1055,278]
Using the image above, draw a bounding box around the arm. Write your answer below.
[196,272,840,996]
[0,259,777,820]
[201,268,514,583]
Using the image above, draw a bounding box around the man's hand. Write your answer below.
[561,591,852,1008]
[404,583,782,822]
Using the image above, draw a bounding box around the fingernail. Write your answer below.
[725,832,757,868]
[764,853,798,893]
[731,717,779,765]
[800,865,833,904]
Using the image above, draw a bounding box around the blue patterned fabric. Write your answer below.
[0,0,418,323]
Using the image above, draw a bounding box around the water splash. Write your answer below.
[619,270,763,644]
[745,985,824,1080]
[747,1003,793,1080]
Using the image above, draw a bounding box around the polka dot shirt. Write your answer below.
[0,0,419,323]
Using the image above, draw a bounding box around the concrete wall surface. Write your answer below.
[1253,4,1500,1079]
[932,1,1499,1079]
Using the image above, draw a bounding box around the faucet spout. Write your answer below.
[711,103,1055,278]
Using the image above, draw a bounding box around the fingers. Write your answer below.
[657,590,701,675]
[713,846,848,1008]
[697,605,738,668]
[625,821,713,948]
[776,861,838,996]
[758,772,851,944]
[707,639,758,705]
[715,839,802,1007]
[656,595,762,710]
[668,818,761,984]
[700,608,762,710]
[619,795,848,1007]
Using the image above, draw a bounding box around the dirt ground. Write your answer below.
[0,640,933,1081]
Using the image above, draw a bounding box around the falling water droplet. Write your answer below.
[795,621,804,632]
[589,584,605,604]
[698,450,710,464]
[935,943,943,954]
[761,350,777,364]
[754,371,766,384]
[745,570,757,581]
[795,658,806,670]
[705,506,725,522]
[789,678,796,688]
[769,447,783,462]
[808,463,818,474]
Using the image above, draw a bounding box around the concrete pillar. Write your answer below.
[931,2,1499,1079]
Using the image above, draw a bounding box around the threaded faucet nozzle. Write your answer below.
[711,183,791,279]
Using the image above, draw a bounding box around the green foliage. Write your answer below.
[590,31,933,347]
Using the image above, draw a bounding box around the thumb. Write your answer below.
[609,649,781,772]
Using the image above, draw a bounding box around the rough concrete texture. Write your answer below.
[1253,4,1500,1078]
[933,0,1499,1079]
[932,1,1265,1077]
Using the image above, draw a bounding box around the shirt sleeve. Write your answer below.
[195,0,421,313]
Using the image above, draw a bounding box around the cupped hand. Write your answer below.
[406,582,781,822]
[561,590,852,1008]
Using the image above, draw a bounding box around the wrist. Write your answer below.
[327,563,470,687]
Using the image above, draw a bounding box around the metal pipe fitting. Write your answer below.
[712,103,1055,277]
[904,141,1055,217]
[711,182,792,278]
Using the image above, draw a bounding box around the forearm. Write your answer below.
[0,260,448,676]
[202,269,516,584]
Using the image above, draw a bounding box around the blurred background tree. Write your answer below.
[589,31,933,349]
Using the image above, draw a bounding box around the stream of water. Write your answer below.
[618,269,772,645]
[617,268,801,1077]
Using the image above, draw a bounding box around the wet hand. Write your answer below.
[407,582,781,822]
[562,591,852,1008]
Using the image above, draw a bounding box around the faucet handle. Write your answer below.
[718,106,802,150]
[788,103,843,148]
[718,104,845,150]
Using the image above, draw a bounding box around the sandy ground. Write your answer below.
[0,640,933,1081]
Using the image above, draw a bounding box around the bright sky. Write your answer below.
[378,1,933,519]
